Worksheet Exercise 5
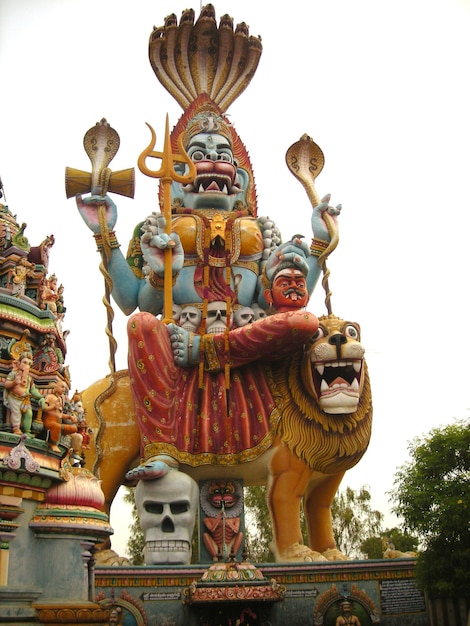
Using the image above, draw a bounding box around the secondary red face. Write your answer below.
[270,269,308,312]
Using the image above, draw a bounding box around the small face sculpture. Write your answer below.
[234,306,255,328]
[251,303,267,320]
[135,470,199,565]
[19,356,32,372]
[180,306,202,332]
[266,268,308,312]
[172,304,182,323]
[206,301,232,334]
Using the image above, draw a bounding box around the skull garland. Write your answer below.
[135,470,199,565]
[206,301,233,334]
[233,306,255,328]
[251,303,267,320]
[180,305,202,332]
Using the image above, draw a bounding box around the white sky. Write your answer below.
[2,0,470,556]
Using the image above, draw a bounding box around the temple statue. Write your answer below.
[71,5,372,565]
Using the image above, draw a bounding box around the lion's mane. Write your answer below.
[270,349,373,475]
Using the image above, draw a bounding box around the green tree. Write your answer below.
[244,484,384,562]
[389,419,470,598]
[360,527,419,559]
[331,486,383,558]
[244,486,275,562]
[123,487,144,565]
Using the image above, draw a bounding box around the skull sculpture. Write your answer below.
[234,306,255,328]
[172,304,182,323]
[206,301,232,334]
[135,470,199,565]
[180,305,202,332]
[252,303,267,320]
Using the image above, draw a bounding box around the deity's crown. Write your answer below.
[183,102,233,144]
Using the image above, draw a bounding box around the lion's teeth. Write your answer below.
[321,379,329,392]
[222,184,228,194]
[351,378,359,390]
[353,362,361,373]
[315,364,325,376]
[199,184,205,193]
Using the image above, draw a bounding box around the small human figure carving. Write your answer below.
[10,257,35,297]
[71,390,90,449]
[42,380,78,453]
[336,600,361,626]
[3,351,45,435]
[41,273,60,316]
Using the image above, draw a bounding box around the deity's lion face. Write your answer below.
[177,132,247,211]
[302,315,366,415]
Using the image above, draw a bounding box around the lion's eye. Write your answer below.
[310,327,325,343]
[345,325,359,340]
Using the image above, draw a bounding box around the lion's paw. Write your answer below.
[278,543,328,563]
[322,548,350,561]
[95,549,132,566]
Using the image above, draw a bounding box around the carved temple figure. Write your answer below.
[201,480,244,561]
[335,600,361,626]
[72,5,372,564]
[41,273,60,316]
[42,380,78,453]
[3,351,46,435]
[10,257,35,297]
[32,333,65,373]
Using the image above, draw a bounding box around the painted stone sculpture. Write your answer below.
[72,5,372,564]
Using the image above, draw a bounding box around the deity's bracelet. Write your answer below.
[148,270,178,289]
[310,238,329,257]
[93,231,120,252]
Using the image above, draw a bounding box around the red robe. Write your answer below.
[127,310,318,466]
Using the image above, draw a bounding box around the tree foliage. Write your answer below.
[123,487,145,565]
[243,486,275,562]
[331,486,383,558]
[244,484,384,562]
[389,419,470,598]
[360,527,419,559]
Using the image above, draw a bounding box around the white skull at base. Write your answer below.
[135,470,199,565]
[180,305,202,332]
[206,301,232,334]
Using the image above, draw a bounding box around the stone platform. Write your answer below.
[94,557,429,626]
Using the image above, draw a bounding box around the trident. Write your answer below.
[138,115,196,323]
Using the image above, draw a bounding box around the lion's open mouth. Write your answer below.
[182,174,242,195]
[313,359,362,400]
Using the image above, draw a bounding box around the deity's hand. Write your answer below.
[140,213,185,276]
[168,323,200,367]
[311,193,341,240]
[265,237,311,281]
[75,188,118,234]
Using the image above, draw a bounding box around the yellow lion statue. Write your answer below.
[81,314,372,563]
